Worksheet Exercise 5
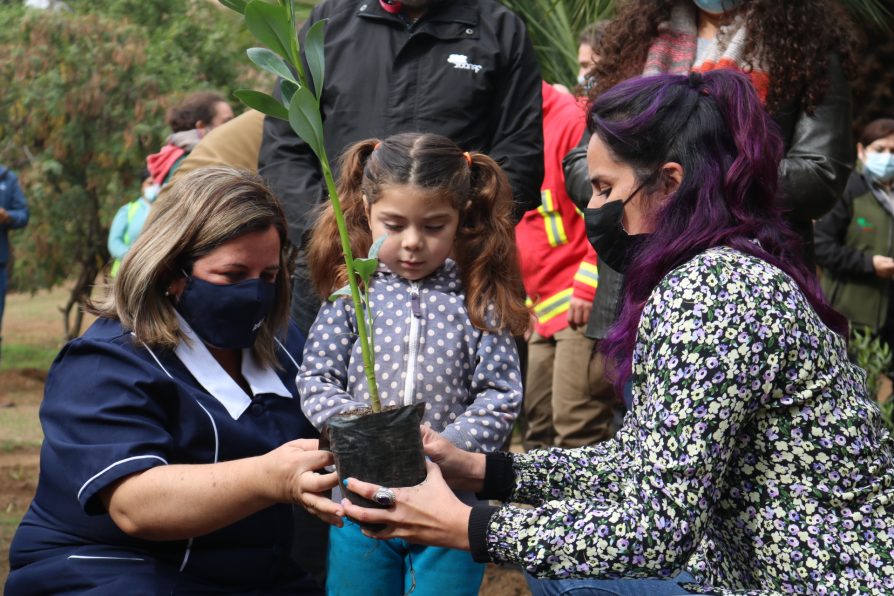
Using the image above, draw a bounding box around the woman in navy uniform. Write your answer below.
[5,167,338,594]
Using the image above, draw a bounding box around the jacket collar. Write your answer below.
[359,0,478,27]
[377,258,459,286]
[174,313,292,420]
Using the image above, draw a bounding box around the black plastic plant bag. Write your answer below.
[328,403,427,520]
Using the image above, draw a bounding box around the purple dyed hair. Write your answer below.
[593,70,849,392]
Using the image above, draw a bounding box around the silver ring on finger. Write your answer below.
[373,487,396,507]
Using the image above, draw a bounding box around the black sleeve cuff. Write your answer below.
[476,451,515,502]
[468,504,500,563]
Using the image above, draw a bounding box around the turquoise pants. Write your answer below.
[326,519,484,596]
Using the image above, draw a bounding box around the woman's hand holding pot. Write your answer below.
[421,426,486,493]
[265,439,344,526]
[342,459,472,550]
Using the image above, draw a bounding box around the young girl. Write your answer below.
[296,132,528,595]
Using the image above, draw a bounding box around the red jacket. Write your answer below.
[516,82,597,337]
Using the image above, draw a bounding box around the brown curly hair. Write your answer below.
[590,0,859,114]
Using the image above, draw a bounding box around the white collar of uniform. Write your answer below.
[174,313,292,420]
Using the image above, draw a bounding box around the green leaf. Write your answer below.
[353,257,378,285]
[281,79,300,104]
[288,85,324,158]
[234,89,288,120]
[368,235,387,260]
[219,0,249,14]
[304,18,326,99]
[245,0,296,64]
[328,285,352,302]
[247,47,298,83]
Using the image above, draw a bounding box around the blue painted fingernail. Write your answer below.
[343,478,350,488]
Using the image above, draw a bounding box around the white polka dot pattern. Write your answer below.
[296,260,522,453]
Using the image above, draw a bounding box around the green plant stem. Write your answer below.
[319,156,381,412]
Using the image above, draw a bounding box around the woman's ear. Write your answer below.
[659,162,684,195]
[857,143,866,163]
[167,276,187,301]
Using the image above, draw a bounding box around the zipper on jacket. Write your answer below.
[402,281,422,406]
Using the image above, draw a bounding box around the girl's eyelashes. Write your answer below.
[384,223,404,231]
[425,225,446,232]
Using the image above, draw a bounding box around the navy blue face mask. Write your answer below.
[176,275,276,350]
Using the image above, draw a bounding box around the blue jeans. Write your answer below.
[327,520,484,596]
[526,571,700,595]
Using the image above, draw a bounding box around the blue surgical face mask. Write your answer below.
[176,274,276,350]
[692,0,745,15]
[143,183,161,203]
[865,152,894,183]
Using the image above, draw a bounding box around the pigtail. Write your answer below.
[306,139,377,297]
[454,153,529,335]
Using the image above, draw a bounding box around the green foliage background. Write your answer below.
[0,0,269,334]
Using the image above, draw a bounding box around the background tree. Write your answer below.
[0,0,291,338]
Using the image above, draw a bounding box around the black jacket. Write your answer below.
[259,0,544,249]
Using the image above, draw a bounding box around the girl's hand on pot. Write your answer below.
[421,426,485,492]
[342,459,471,550]
[267,439,344,526]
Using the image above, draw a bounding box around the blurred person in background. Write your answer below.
[146,91,234,188]
[562,0,857,407]
[107,169,158,277]
[158,109,265,201]
[0,163,28,364]
[573,0,857,267]
[516,79,617,450]
[816,118,894,351]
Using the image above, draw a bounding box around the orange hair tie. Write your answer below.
[463,151,472,167]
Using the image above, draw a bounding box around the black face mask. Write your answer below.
[583,183,649,274]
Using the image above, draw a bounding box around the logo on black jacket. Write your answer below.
[447,54,482,74]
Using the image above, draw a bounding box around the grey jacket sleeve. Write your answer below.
[296,299,368,430]
[778,54,854,223]
[439,326,522,453]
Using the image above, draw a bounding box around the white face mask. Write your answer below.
[143,183,161,202]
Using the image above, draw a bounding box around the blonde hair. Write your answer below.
[307,133,529,335]
[91,167,293,368]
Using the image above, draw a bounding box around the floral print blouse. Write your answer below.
[484,247,894,594]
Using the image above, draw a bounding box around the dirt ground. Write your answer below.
[0,287,531,594]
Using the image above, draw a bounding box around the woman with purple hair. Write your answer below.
[320,70,894,594]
